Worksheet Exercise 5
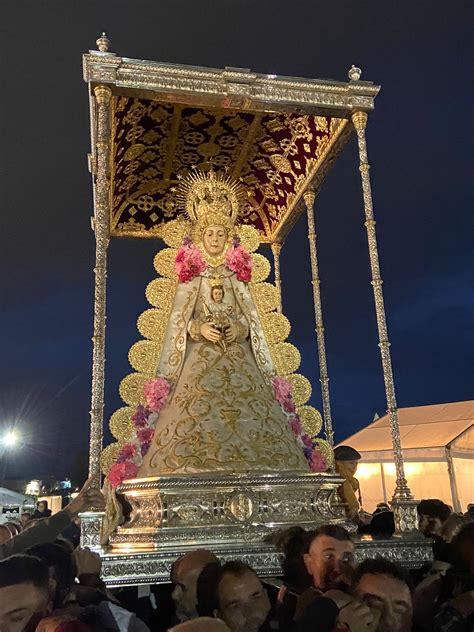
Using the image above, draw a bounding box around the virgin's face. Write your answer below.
[203,225,227,256]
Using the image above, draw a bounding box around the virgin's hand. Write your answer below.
[225,323,238,343]
[200,322,222,343]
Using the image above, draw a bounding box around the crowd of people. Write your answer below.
[0,478,472,632]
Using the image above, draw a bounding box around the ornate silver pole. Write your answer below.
[88,83,112,487]
[303,189,334,449]
[271,242,283,313]
[352,110,418,535]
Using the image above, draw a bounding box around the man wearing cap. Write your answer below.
[334,445,362,521]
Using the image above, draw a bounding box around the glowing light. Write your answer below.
[2,431,18,448]
[356,463,380,480]
[383,462,422,476]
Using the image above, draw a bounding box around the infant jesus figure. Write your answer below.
[200,281,233,352]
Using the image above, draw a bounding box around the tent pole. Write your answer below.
[352,111,419,536]
[380,463,388,504]
[303,189,334,449]
[446,446,461,513]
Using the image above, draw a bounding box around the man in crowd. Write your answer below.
[212,561,271,632]
[417,499,451,538]
[172,549,220,622]
[353,558,413,632]
[0,477,105,561]
[303,525,355,595]
[0,555,51,632]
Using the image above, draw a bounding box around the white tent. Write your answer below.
[0,488,30,506]
[340,401,474,512]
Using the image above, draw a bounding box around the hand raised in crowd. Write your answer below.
[337,598,379,632]
[73,546,102,576]
[65,476,105,516]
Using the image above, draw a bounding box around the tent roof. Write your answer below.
[341,401,474,455]
[0,488,30,505]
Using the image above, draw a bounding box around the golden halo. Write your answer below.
[174,167,244,226]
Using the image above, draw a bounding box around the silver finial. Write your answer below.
[348,65,362,81]
[96,32,110,53]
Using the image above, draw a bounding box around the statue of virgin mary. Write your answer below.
[105,170,327,488]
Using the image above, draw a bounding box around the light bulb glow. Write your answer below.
[3,431,18,447]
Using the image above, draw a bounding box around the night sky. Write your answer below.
[1,1,472,481]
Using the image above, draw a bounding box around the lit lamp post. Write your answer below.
[1,430,19,488]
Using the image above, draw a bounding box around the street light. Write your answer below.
[1,430,20,487]
[3,431,18,448]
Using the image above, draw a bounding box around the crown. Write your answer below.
[174,167,243,231]
[209,277,224,288]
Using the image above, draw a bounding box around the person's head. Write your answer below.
[27,543,75,608]
[353,558,413,632]
[202,225,227,257]
[171,549,219,621]
[417,499,451,536]
[214,561,270,632]
[373,503,390,515]
[275,526,313,593]
[169,617,230,632]
[211,285,224,304]
[368,511,395,538]
[20,513,32,527]
[36,500,48,513]
[303,524,355,591]
[441,513,464,543]
[450,522,474,573]
[334,445,361,476]
[0,555,50,632]
[0,524,12,544]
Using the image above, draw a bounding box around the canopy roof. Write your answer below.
[341,401,474,458]
[83,46,379,243]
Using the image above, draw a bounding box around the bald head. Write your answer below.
[172,549,220,622]
[169,617,230,632]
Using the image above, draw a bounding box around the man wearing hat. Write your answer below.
[334,445,362,520]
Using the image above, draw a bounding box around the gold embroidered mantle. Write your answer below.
[101,224,333,476]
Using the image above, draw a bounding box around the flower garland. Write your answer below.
[108,377,170,488]
[175,238,207,283]
[174,236,252,284]
[271,376,327,472]
[224,237,253,282]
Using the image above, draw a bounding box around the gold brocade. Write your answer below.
[138,271,308,475]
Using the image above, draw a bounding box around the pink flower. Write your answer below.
[309,450,327,472]
[289,417,302,435]
[108,463,126,487]
[272,377,292,406]
[108,461,138,488]
[144,377,170,413]
[118,443,136,462]
[175,242,207,283]
[225,245,252,282]
[137,427,154,444]
[132,404,150,428]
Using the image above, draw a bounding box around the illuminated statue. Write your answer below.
[106,170,327,487]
